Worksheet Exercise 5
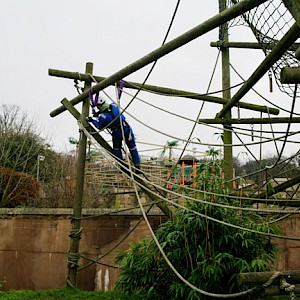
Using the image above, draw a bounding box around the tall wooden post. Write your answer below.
[67,62,93,287]
[219,0,234,188]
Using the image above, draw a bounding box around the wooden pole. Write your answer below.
[210,41,300,51]
[48,68,279,115]
[216,22,300,119]
[296,47,300,60]
[238,271,300,296]
[67,62,93,287]
[220,0,234,188]
[181,162,185,186]
[198,117,300,124]
[289,0,300,60]
[282,1,300,29]
[255,174,300,199]
[50,0,268,118]
[280,67,300,84]
[263,284,300,296]
[192,161,196,188]
[238,270,300,285]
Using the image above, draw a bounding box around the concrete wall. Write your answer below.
[274,214,300,271]
[0,208,300,291]
[0,208,166,291]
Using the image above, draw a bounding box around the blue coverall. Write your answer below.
[91,103,141,167]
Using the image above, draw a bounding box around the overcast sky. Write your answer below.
[0,1,299,161]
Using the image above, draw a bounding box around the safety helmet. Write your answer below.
[96,95,106,106]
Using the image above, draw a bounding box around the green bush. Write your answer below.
[114,157,280,300]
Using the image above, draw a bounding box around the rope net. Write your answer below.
[227,0,300,97]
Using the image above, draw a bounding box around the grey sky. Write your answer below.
[0,1,299,160]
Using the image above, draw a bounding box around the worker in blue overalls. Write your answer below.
[86,94,141,172]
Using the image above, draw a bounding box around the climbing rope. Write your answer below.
[80,132,300,243]
[118,89,300,148]
[81,120,300,216]
[127,159,258,298]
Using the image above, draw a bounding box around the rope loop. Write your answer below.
[68,227,83,239]
[67,251,81,268]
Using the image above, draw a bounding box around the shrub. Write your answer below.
[0,166,39,207]
[114,157,280,300]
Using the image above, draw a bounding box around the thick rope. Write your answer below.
[112,89,300,148]
[121,88,300,145]
[67,227,83,269]
[262,271,282,288]
[128,156,257,298]
[80,121,300,217]
[280,278,296,300]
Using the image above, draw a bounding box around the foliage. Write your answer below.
[36,152,76,208]
[115,155,281,300]
[0,104,45,177]
[0,167,39,207]
[160,140,180,163]
[0,286,143,299]
[0,104,77,207]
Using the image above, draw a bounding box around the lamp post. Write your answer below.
[36,155,45,182]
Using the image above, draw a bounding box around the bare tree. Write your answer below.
[0,104,46,206]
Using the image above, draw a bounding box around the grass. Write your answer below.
[0,287,144,300]
[0,288,295,300]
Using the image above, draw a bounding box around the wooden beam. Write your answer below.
[238,271,300,285]
[61,99,173,219]
[198,117,300,124]
[211,41,300,51]
[216,23,300,119]
[50,0,268,118]
[296,47,300,60]
[256,174,300,199]
[264,284,300,296]
[238,271,300,296]
[282,1,300,29]
[280,67,300,84]
[48,68,279,115]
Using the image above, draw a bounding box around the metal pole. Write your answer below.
[67,62,93,287]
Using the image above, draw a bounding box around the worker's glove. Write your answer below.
[92,108,97,117]
[86,117,93,122]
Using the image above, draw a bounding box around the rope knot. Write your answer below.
[280,277,295,300]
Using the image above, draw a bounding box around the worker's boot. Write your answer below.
[134,164,143,174]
